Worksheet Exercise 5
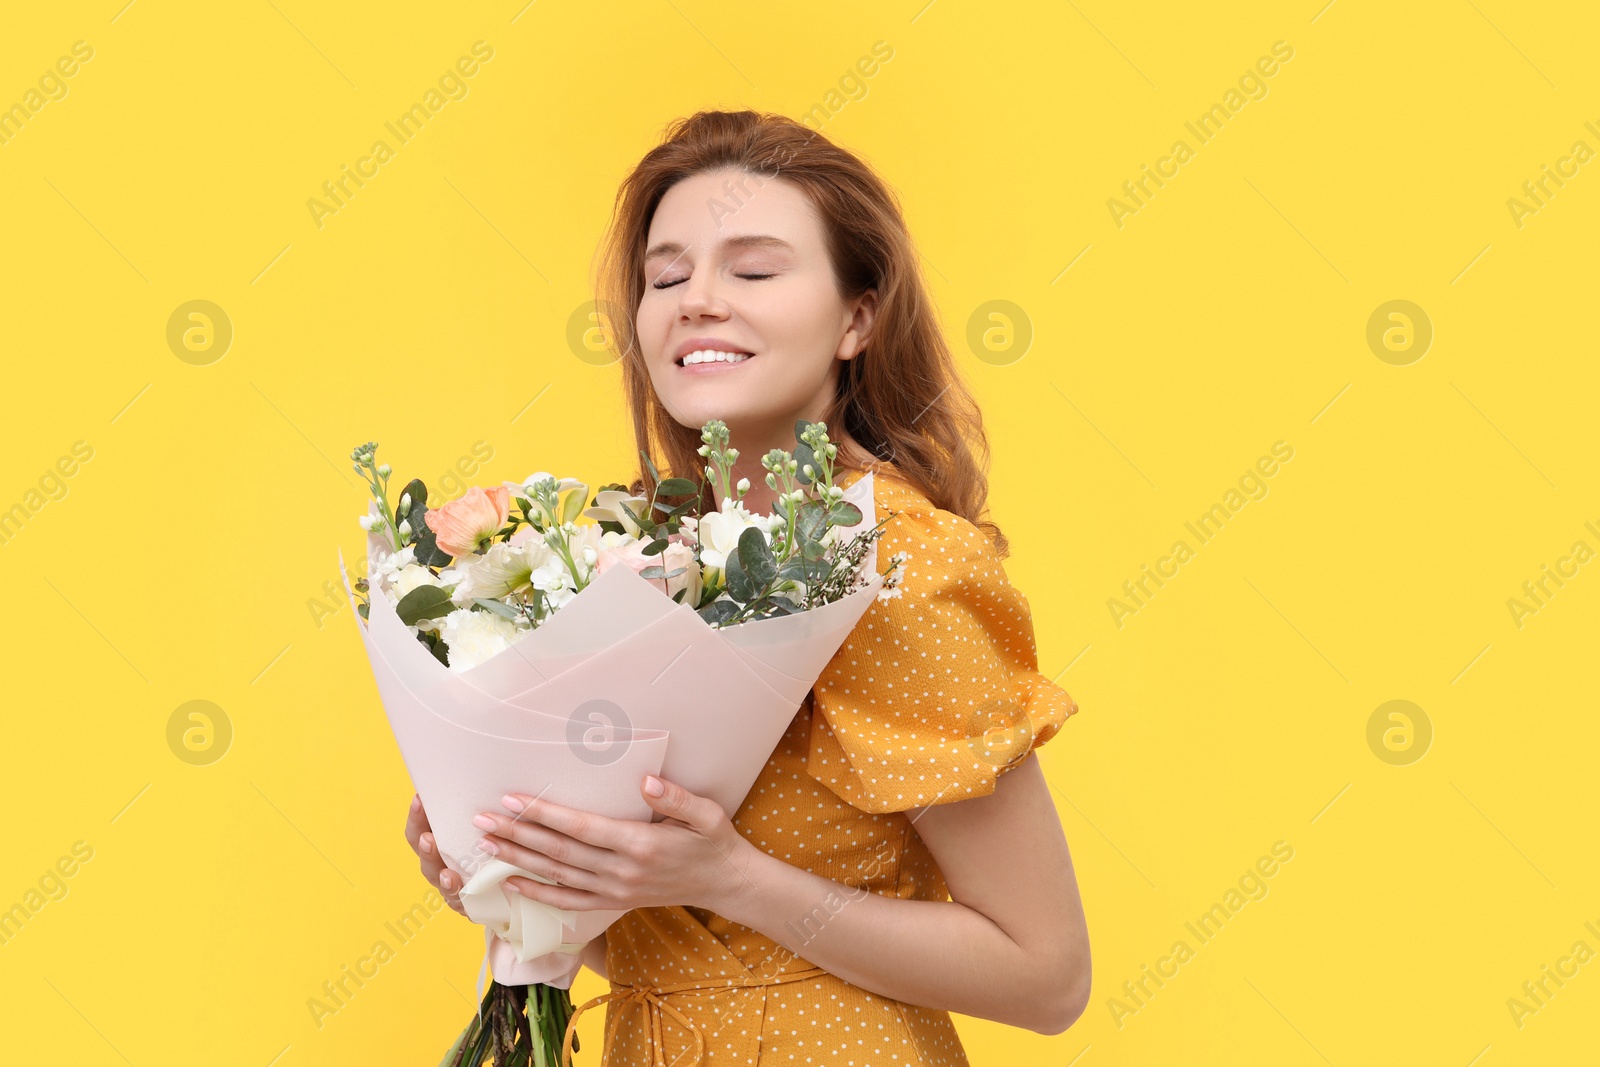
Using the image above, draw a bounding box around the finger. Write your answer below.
[417,831,447,879]
[476,832,603,894]
[505,874,609,912]
[473,812,614,874]
[438,868,466,914]
[640,775,721,831]
[500,794,627,850]
[404,793,432,854]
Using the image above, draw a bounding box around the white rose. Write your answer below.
[391,564,440,599]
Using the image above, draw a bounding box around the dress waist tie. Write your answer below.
[561,966,831,1067]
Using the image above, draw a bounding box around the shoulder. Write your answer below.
[856,467,1020,648]
[853,465,1005,585]
[804,466,1075,814]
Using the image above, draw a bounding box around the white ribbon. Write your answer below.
[459,859,588,996]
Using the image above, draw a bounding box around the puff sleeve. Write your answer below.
[804,494,1079,814]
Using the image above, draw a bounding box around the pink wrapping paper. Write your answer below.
[341,473,884,988]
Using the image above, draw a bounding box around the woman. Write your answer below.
[404,109,1091,1064]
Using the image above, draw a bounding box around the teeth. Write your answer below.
[681,349,751,366]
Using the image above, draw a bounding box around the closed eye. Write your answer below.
[651,272,776,290]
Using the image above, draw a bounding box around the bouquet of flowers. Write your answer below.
[341,419,906,1067]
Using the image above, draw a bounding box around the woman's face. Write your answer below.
[636,167,876,449]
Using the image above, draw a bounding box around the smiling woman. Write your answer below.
[408,109,1091,1066]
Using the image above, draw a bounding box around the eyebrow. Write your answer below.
[643,234,796,260]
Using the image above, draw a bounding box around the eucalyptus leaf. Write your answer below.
[642,537,669,556]
[472,597,520,619]
[828,501,863,526]
[779,557,832,582]
[656,477,698,496]
[414,628,450,667]
[737,527,777,589]
[725,545,753,603]
[795,500,829,543]
[640,449,661,485]
[696,600,742,626]
[402,478,453,567]
[793,442,817,485]
[396,585,456,626]
[619,499,652,535]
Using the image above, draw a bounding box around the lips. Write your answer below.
[677,349,755,368]
[673,337,755,365]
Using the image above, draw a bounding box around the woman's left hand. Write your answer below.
[471,774,758,914]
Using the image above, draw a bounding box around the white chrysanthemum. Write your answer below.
[439,608,527,672]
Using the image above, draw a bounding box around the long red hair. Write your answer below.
[596,109,1009,557]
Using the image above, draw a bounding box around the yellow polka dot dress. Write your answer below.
[582,462,1079,1065]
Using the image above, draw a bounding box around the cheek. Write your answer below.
[745,281,820,345]
[635,299,665,343]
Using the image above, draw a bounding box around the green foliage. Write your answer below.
[396,585,455,626]
[402,478,453,567]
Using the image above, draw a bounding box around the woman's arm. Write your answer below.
[715,752,1090,1034]
[579,931,609,981]
[477,757,1089,1033]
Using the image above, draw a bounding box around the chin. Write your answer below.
[658,376,759,427]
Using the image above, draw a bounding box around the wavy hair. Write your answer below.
[595,109,1008,557]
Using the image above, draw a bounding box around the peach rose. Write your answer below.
[424,485,510,557]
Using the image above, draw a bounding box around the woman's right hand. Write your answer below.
[405,793,467,915]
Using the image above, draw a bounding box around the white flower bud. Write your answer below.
[736,477,750,494]
[399,520,413,538]
[378,463,392,477]
[399,493,411,512]
[358,515,375,530]
[582,547,597,565]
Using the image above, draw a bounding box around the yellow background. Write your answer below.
[3,1,1596,1064]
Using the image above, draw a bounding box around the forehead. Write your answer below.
[645,168,821,253]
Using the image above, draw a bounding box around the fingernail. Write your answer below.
[644,775,664,797]
[420,833,433,854]
[502,794,525,813]
[411,793,421,812]
[478,837,498,855]
[472,814,495,830]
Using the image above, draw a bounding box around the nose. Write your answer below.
[676,266,731,321]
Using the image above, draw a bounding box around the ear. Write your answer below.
[838,288,878,361]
